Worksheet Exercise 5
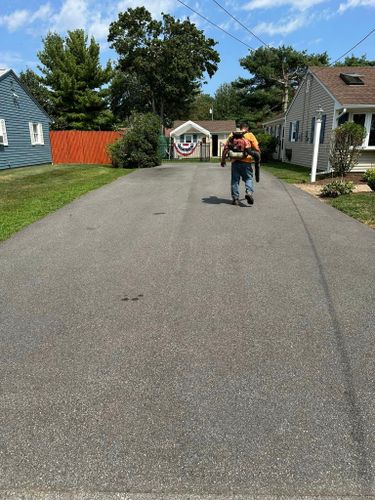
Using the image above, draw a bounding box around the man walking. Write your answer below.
[221,123,260,206]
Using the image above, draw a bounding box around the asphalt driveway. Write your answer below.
[0,163,374,498]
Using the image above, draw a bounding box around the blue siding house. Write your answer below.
[0,69,52,169]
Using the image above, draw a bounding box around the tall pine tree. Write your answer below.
[38,30,113,130]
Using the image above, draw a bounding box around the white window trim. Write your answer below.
[0,119,8,146]
[29,122,45,145]
[348,112,375,149]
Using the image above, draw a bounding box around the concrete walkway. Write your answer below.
[0,163,374,498]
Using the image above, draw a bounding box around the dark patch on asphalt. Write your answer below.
[86,227,97,230]
[122,294,144,302]
[153,212,166,215]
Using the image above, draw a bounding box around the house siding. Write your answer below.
[284,74,335,170]
[0,72,51,169]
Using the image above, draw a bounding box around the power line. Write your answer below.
[211,0,269,48]
[331,26,375,65]
[175,0,255,50]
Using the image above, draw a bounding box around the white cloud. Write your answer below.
[0,10,29,32]
[338,0,375,12]
[116,0,176,18]
[0,4,53,32]
[244,0,325,10]
[50,0,89,32]
[254,15,306,35]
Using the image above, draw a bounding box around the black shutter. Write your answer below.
[310,117,315,144]
[295,121,300,142]
[320,115,326,144]
[289,122,292,141]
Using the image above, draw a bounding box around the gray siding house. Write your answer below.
[0,69,51,169]
[264,66,375,172]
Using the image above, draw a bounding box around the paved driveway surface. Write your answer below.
[0,163,374,499]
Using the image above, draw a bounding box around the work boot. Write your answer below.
[232,198,240,206]
[245,192,254,205]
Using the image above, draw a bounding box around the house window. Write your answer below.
[184,134,192,143]
[0,119,9,146]
[289,121,299,142]
[338,112,349,126]
[353,114,366,127]
[369,115,375,146]
[29,122,44,145]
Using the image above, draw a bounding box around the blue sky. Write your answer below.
[1,0,375,95]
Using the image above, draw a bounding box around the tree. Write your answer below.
[37,30,113,130]
[335,54,375,67]
[213,83,242,121]
[329,122,366,177]
[108,112,161,168]
[19,69,53,116]
[240,46,329,113]
[188,93,214,121]
[108,7,220,127]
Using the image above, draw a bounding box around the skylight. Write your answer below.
[340,73,364,85]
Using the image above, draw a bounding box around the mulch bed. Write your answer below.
[312,173,367,185]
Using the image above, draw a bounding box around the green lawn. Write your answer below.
[0,164,134,242]
[326,192,375,228]
[261,161,311,184]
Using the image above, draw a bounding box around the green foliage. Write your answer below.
[108,7,220,126]
[256,133,278,162]
[188,94,214,121]
[213,83,242,121]
[19,69,53,116]
[320,180,354,198]
[37,29,113,130]
[329,122,367,176]
[239,45,329,114]
[363,168,375,191]
[335,54,375,67]
[108,112,161,168]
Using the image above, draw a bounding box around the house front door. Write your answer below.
[212,135,218,156]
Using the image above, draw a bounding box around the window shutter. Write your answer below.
[295,121,300,142]
[0,119,8,146]
[310,117,315,144]
[38,123,44,145]
[29,122,36,145]
[320,115,326,144]
[289,122,292,141]
[193,134,197,143]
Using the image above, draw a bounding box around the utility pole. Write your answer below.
[311,106,324,183]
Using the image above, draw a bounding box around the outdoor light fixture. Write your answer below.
[316,106,324,120]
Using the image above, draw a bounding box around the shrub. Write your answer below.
[329,122,366,177]
[320,180,354,198]
[108,112,162,168]
[285,148,292,161]
[256,133,278,162]
[363,168,375,191]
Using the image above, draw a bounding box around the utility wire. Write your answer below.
[331,25,375,66]
[211,0,269,48]
[175,0,255,50]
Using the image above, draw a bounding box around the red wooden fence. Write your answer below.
[50,130,123,165]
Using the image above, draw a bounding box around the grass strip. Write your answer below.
[0,164,134,242]
[326,192,375,227]
[261,162,311,184]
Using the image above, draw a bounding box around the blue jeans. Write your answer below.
[231,161,254,200]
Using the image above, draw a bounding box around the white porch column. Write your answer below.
[311,106,324,183]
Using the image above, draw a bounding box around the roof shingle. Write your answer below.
[310,66,375,105]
